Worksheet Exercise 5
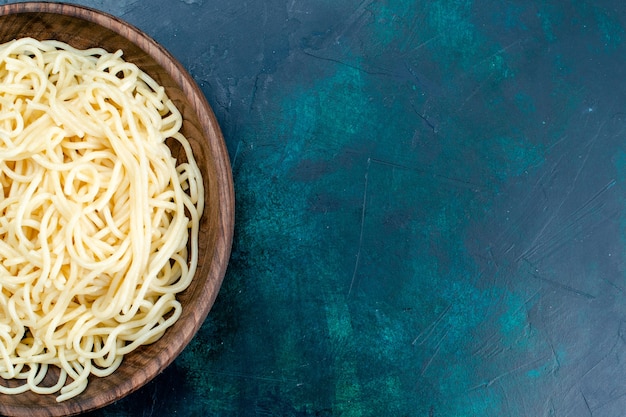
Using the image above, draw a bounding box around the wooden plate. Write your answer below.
[0,2,234,416]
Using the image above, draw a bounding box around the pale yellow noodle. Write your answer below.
[0,38,203,401]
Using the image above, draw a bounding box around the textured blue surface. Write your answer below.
[4,0,626,416]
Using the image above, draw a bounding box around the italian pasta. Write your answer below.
[0,37,203,401]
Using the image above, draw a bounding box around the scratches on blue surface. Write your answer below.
[348,158,370,297]
[412,304,452,346]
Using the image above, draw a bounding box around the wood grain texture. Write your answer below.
[0,3,234,416]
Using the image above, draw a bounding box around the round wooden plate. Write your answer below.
[0,2,234,416]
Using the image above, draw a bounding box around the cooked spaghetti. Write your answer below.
[0,37,203,401]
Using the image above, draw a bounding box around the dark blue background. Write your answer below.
[5,1,626,416]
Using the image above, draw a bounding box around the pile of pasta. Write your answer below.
[0,38,203,401]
